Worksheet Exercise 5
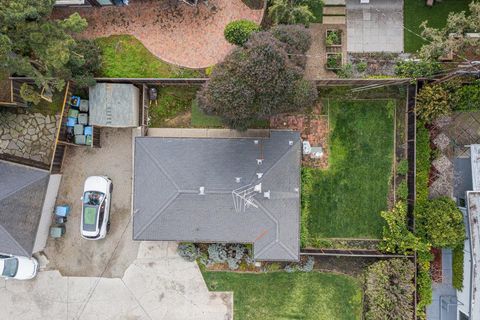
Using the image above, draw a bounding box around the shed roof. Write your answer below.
[133,131,301,261]
[89,83,139,127]
[0,161,49,256]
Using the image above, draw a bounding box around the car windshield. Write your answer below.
[1,258,18,277]
[83,191,105,206]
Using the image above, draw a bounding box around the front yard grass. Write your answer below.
[303,100,394,241]
[404,0,471,53]
[95,35,202,78]
[203,271,362,320]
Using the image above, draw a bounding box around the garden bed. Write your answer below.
[325,53,342,70]
[325,29,342,47]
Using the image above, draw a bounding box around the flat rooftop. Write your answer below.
[133,131,301,261]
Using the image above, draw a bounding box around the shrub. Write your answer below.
[284,264,296,272]
[397,159,408,176]
[364,259,415,320]
[379,202,430,255]
[453,81,480,111]
[394,60,441,79]
[270,24,312,68]
[177,243,199,262]
[207,243,228,263]
[198,32,317,130]
[397,180,408,201]
[417,260,433,319]
[263,262,282,272]
[298,256,314,272]
[356,61,368,73]
[415,197,465,248]
[224,20,260,46]
[227,257,240,270]
[416,122,431,203]
[416,83,451,122]
[452,245,464,290]
[337,63,354,78]
[268,0,315,25]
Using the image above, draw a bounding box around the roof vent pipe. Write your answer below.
[199,186,205,195]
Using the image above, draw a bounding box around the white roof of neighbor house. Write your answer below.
[89,83,140,128]
[470,145,480,191]
[54,0,85,4]
[466,191,480,320]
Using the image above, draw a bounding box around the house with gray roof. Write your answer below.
[133,131,301,261]
[0,161,61,257]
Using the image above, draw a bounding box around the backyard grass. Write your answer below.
[30,90,65,116]
[191,99,223,128]
[95,35,202,78]
[303,100,394,241]
[307,0,323,23]
[203,271,362,320]
[149,86,198,127]
[404,0,471,52]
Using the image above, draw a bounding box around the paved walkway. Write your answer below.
[0,111,58,165]
[0,242,232,320]
[52,0,264,69]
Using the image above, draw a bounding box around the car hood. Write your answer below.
[84,176,109,194]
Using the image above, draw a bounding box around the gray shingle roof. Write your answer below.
[133,131,301,261]
[0,161,49,256]
[89,83,139,127]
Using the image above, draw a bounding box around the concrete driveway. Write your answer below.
[44,128,138,278]
[346,0,404,52]
[0,242,232,320]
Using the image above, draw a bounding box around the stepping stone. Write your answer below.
[323,6,346,15]
[323,16,346,24]
[324,0,345,5]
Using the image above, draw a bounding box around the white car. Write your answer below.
[0,255,38,280]
[81,176,113,240]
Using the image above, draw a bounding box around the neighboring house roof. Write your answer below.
[133,131,301,261]
[89,83,139,127]
[0,161,49,257]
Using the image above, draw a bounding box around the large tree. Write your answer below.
[0,0,100,103]
[197,32,317,130]
[419,1,480,60]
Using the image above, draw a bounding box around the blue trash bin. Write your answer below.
[55,205,70,218]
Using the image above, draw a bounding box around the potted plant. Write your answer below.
[326,53,342,70]
[325,29,342,47]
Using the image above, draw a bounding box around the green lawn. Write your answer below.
[404,0,472,53]
[304,100,394,241]
[149,86,198,127]
[191,98,223,128]
[95,35,202,78]
[204,271,362,320]
[306,0,323,23]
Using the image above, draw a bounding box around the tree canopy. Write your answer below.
[197,31,317,130]
[419,1,480,60]
[0,0,100,103]
[416,196,465,248]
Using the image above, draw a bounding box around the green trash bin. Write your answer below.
[85,134,93,146]
[75,134,86,145]
[74,124,84,135]
[78,113,88,125]
[68,108,79,118]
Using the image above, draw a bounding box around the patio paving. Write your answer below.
[0,111,58,165]
[52,0,264,69]
[346,0,403,52]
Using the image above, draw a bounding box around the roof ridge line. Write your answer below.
[135,192,180,239]
[0,224,29,257]
[137,141,180,191]
[0,171,48,202]
[260,139,301,180]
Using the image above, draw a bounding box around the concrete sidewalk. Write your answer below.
[0,242,232,320]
